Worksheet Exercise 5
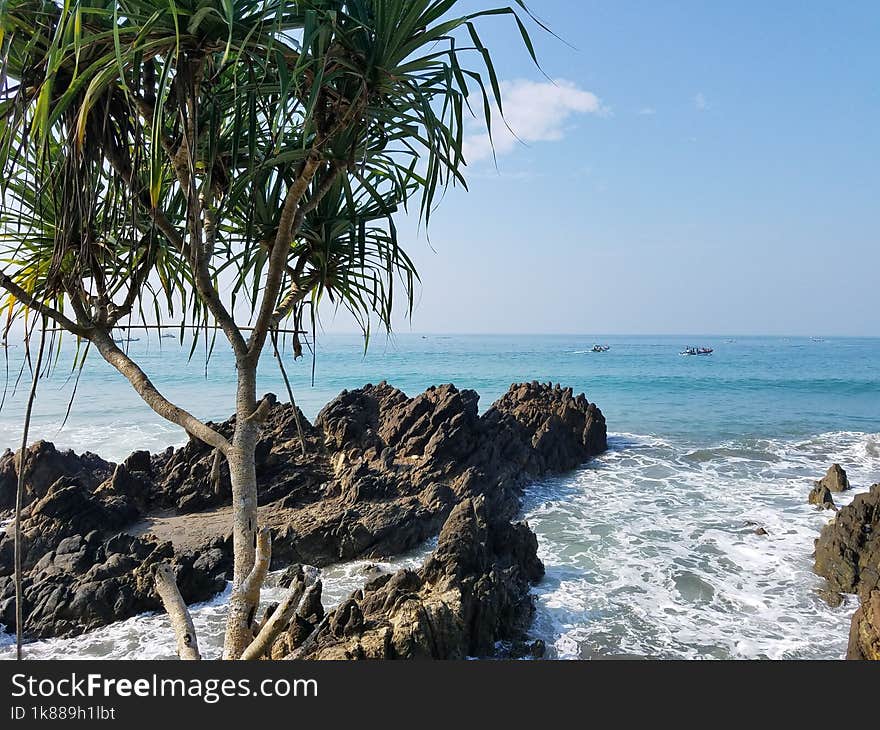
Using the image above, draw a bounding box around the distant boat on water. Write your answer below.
[591,344,610,353]
[113,337,140,344]
[680,346,713,356]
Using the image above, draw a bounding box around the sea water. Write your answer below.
[0,334,877,659]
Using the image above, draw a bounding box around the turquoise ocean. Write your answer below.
[1,334,878,659]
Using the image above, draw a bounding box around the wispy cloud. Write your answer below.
[637,106,656,116]
[463,79,608,164]
[693,92,708,111]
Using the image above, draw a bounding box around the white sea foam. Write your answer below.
[524,430,877,659]
[0,428,875,660]
[0,420,185,462]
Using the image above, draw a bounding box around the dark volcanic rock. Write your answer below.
[0,532,226,638]
[271,497,544,660]
[1,381,606,642]
[0,477,139,574]
[149,401,327,514]
[0,441,113,511]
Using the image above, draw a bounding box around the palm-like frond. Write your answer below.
[0,0,540,349]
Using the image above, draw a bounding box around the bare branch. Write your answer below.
[247,154,322,360]
[224,527,272,659]
[0,273,88,337]
[103,132,249,359]
[243,393,276,424]
[90,329,230,453]
[15,318,48,660]
[155,564,201,660]
[242,527,272,599]
[210,447,224,495]
[267,163,344,329]
[240,574,316,661]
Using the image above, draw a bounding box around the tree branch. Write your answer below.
[241,527,272,600]
[90,328,230,453]
[103,129,249,358]
[247,154,322,360]
[239,573,315,661]
[0,273,88,337]
[155,564,201,660]
[267,162,344,329]
[224,527,272,659]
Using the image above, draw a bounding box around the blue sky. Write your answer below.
[331,1,878,336]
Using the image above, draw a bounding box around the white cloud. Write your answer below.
[637,107,656,116]
[462,79,607,164]
[693,92,708,111]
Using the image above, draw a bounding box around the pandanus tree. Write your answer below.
[0,0,540,659]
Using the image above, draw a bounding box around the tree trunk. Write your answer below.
[222,362,261,659]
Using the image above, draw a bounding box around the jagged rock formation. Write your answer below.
[814,483,880,598]
[808,483,837,511]
[816,463,850,494]
[269,497,545,660]
[0,381,606,644]
[847,590,880,660]
[813,480,880,660]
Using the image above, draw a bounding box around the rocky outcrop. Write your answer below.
[269,497,544,660]
[0,475,139,573]
[816,463,850,494]
[0,531,227,638]
[0,441,112,511]
[847,590,880,660]
[813,480,880,660]
[814,483,879,598]
[808,483,837,511]
[0,381,606,642]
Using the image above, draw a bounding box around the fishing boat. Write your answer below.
[113,337,141,344]
[680,346,713,356]
[591,344,610,353]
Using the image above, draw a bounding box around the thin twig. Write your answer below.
[15,316,48,660]
[271,329,307,457]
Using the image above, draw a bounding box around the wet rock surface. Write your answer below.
[0,382,606,643]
